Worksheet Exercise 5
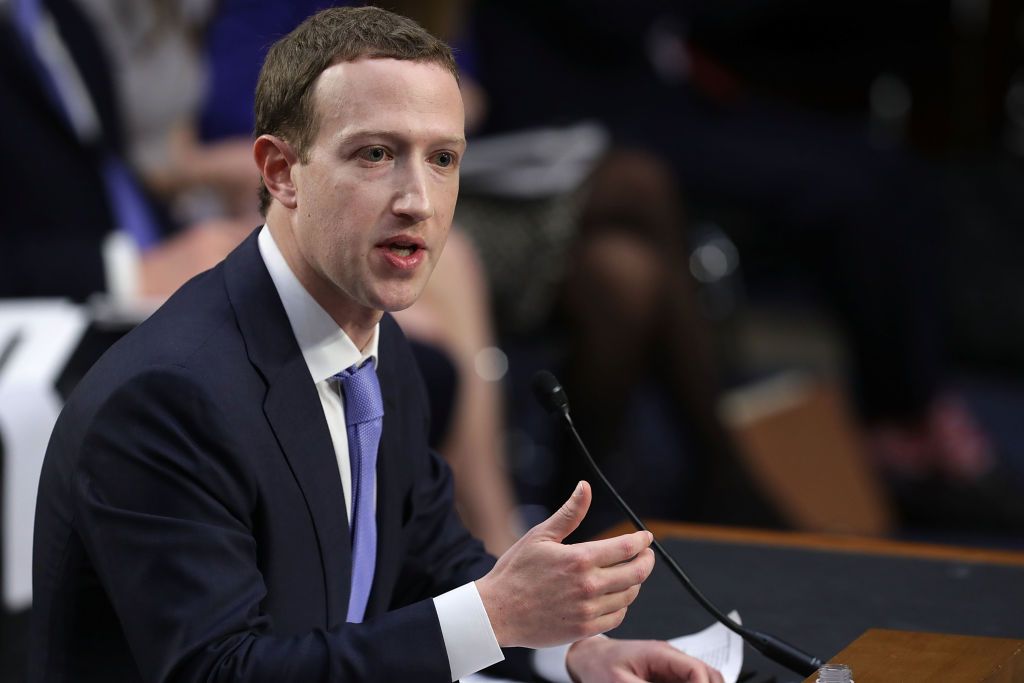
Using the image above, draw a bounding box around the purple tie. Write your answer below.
[334,361,383,623]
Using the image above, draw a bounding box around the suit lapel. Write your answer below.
[263,359,354,627]
[223,233,353,627]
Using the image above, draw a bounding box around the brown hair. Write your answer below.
[254,6,458,214]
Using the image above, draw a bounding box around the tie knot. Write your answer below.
[334,361,384,426]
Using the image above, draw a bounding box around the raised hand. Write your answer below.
[475,481,655,648]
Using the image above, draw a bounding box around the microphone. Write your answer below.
[531,370,825,678]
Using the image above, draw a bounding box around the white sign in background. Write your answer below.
[0,300,88,610]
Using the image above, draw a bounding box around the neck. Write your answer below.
[266,212,382,350]
[343,316,379,354]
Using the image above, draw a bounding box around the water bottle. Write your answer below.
[816,663,853,683]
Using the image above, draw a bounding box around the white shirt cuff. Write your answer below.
[533,635,609,682]
[533,643,574,683]
[433,582,504,681]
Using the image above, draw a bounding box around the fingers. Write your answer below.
[648,643,724,683]
[578,529,654,567]
[583,604,631,637]
[591,584,641,620]
[534,481,592,542]
[589,547,655,595]
[569,577,645,639]
[688,662,722,683]
[597,655,720,683]
[684,663,713,683]
[562,578,644,641]
[564,634,727,683]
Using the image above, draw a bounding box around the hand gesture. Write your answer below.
[567,637,726,683]
[476,481,655,648]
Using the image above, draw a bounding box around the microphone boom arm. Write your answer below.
[535,371,824,677]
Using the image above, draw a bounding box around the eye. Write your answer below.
[431,151,456,168]
[359,146,391,162]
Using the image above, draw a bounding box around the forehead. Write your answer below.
[310,58,464,144]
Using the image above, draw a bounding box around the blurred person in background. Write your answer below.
[72,0,260,229]
[0,0,247,303]
[467,0,1024,532]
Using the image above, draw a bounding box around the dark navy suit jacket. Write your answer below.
[30,231,495,681]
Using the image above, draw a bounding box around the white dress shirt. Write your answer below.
[257,226,503,680]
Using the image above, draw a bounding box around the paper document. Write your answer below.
[464,610,744,683]
[668,610,744,683]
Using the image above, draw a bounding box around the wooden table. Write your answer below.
[600,521,1024,682]
[605,521,1024,568]
[809,629,1024,682]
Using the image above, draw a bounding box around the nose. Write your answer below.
[392,163,434,223]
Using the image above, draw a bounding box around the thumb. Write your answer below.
[536,480,591,542]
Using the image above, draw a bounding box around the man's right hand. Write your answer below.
[475,481,655,648]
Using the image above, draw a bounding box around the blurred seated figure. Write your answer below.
[467,0,1023,532]
[0,0,246,304]
[456,140,781,538]
[73,0,257,221]
[71,0,258,297]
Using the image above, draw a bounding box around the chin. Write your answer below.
[378,300,417,314]
[370,288,424,314]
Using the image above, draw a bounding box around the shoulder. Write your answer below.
[62,266,253,433]
[114,266,241,368]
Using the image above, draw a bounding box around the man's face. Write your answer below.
[285,58,465,324]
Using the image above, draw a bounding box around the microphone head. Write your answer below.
[532,370,570,416]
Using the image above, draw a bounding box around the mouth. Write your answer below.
[380,235,426,254]
[377,235,428,270]
[387,243,420,257]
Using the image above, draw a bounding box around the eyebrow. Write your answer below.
[339,130,466,148]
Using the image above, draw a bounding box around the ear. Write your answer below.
[253,134,299,209]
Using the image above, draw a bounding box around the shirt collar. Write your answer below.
[258,225,379,383]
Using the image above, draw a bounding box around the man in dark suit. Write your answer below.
[31,7,723,682]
